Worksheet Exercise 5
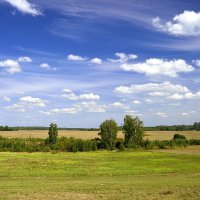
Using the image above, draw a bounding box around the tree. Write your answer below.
[48,123,58,144]
[98,119,118,150]
[123,115,144,146]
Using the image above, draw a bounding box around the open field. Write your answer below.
[0,130,200,141]
[0,147,200,200]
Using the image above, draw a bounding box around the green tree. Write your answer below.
[48,123,58,144]
[98,119,118,150]
[123,115,144,146]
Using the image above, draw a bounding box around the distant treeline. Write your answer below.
[0,126,99,131]
[1,122,200,131]
[0,126,13,131]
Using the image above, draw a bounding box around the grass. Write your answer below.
[0,130,200,140]
[0,148,200,199]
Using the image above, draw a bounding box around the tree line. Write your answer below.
[1,122,200,131]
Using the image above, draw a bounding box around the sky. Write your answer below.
[0,0,200,127]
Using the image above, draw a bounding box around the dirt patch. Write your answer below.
[155,146,200,155]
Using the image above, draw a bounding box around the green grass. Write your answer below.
[0,150,200,199]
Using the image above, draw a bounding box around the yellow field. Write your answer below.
[0,130,200,140]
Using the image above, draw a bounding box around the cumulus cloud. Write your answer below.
[0,59,21,74]
[74,101,106,113]
[19,96,46,107]
[80,93,100,100]
[153,11,200,36]
[120,58,194,77]
[149,92,170,96]
[90,58,102,64]
[61,91,100,100]
[61,93,79,100]
[3,96,11,101]
[40,63,56,71]
[110,102,129,110]
[132,100,141,104]
[5,0,42,16]
[115,81,189,94]
[50,107,80,114]
[67,54,87,61]
[18,56,32,63]
[167,91,200,100]
[108,52,137,63]
[40,63,50,69]
[63,88,72,93]
[192,59,200,67]
[5,103,25,112]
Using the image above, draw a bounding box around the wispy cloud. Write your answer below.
[5,0,42,16]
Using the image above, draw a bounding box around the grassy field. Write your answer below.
[0,130,200,140]
[0,147,200,200]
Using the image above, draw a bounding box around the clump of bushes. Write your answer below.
[173,133,186,140]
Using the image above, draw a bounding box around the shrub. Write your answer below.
[173,134,186,140]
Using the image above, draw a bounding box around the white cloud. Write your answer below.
[5,103,25,112]
[50,107,79,114]
[145,99,153,104]
[0,59,21,74]
[153,11,200,36]
[155,112,167,117]
[132,100,141,104]
[115,81,189,94]
[181,112,190,116]
[19,96,46,107]
[91,58,102,64]
[192,60,200,67]
[39,111,51,115]
[5,0,42,16]
[80,93,100,100]
[120,58,194,77]
[110,102,129,110]
[149,92,170,96]
[67,54,87,61]
[3,96,11,101]
[61,92,100,100]
[40,63,50,70]
[74,101,106,113]
[61,93,79,100]
[18,56,32,63]
[108,52,137,63]
[63,88,72,93]
[40,63,56,70]
[167,91,200,100]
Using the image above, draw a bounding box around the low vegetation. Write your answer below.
[0,150,200,200]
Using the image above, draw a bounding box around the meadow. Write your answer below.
[0,148,200,200]
[0,130,200,199]
[0,130,200,140]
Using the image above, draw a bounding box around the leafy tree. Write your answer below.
[123,115,144,146]
[194,122,200,131]
[48,123,58,144]
[98,119,118,150]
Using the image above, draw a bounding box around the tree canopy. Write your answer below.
[98,119,118,150]
[123,115,144,146]
[48,123,58,144]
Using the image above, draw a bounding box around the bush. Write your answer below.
[173,134,186,140]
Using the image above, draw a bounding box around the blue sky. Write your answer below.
[0,0,200,127]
